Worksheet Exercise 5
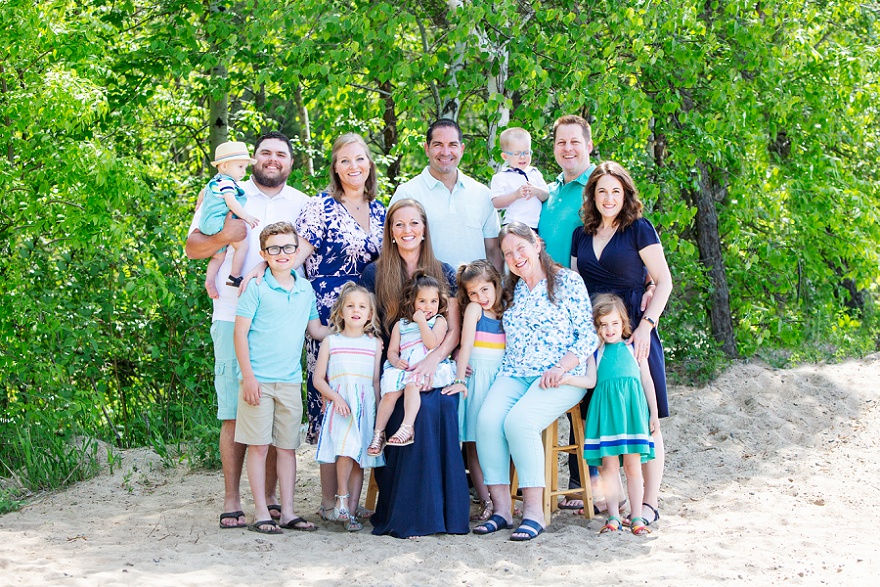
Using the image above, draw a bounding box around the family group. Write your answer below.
[184,114,672,541]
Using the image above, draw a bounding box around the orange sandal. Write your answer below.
[630,517,651,535]
[600,516,621,534]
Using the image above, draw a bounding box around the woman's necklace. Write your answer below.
[341,198,363,211]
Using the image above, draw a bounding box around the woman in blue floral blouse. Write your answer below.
[294,133,386,521]
[473,222,599,541]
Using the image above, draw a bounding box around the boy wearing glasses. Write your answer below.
[234,221,328,534]
[490,127,549,232]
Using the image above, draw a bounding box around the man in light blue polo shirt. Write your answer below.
[538,115,596,267]
[185,131,310,529]
[390,119,502,270]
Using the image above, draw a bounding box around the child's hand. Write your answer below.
[242,377,261,406]
[412,310,427,323]
[333,398,351,417]
[559,373,573,386]
[243,214,260,229]
[396,358,409,370]
[650,414,660,434]
[521,183,534,200]
[441,382,467,397]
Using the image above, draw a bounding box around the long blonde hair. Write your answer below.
[373,199,448,335]
[328,282,380,336]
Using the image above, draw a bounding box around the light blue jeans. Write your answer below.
[476,375,586,488]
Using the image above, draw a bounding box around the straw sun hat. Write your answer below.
[211,141,257,166]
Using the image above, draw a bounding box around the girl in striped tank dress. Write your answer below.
[314,283,384,531]
[443,260,509,522]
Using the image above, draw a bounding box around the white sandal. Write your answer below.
[334,493,351,522]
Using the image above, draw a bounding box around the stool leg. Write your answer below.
[572,410,593,520]
[510,464,519,517]
[365,468,379,511]
[543,423,554,527]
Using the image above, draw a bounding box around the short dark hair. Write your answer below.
[254,131,293,158]
[553,115,592,144]
[426,119,462,144]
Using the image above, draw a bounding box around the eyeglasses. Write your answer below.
[503,150,532,157]
[263,244,298,255]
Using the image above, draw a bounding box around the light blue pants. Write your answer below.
[476,375,586,488]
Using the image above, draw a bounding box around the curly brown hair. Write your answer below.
[499,222,563,305]
[580,161,643,234]
[328,282,380,336]
[401,272,449,323]
[455,259,509,319]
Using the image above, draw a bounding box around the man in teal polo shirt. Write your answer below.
[538,115,595,267]
[538,114,596,510]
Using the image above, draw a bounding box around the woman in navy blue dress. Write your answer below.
[570,161,672,527]
[361,198,469,538]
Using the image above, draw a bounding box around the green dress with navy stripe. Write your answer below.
[583,342,655,466]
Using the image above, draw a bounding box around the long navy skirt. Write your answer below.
[370,388,470,538]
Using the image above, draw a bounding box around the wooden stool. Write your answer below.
[365,468,379,511]
[510,404,594,526]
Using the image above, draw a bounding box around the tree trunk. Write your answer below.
[206,63,228,171]
[380,80,401,187]
[293,82,314,176]
[688,161,738,357]
[486,39,509,171]
[440,0,465,121]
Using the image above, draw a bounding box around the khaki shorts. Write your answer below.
[234,381,303,450]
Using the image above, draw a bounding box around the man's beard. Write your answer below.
[252,166,288,189]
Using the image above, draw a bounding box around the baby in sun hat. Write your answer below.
[200,141,261,299]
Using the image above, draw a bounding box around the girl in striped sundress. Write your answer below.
[314,283,384,531]
[562,293,659,536]
[443,260,509,523]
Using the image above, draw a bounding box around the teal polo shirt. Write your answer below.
[235,268,319,383]
[538,165,595,266]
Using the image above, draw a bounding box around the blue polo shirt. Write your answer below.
[391,167,500,267]
[236,268,319,383]
[538,165,595,266]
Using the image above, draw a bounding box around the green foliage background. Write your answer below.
[2,0,879,497]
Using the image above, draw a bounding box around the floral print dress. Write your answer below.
[295,192,385,443]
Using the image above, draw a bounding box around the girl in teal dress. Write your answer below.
[562,294,659,535]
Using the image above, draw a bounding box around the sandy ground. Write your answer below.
[2,356,879,586]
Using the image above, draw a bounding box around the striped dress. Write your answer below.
[458,313,505,442]
[316,334,385,468]
[380,316,456,395]
[583,341,655,466]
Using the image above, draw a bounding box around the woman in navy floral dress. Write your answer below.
[294,133,385,520]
